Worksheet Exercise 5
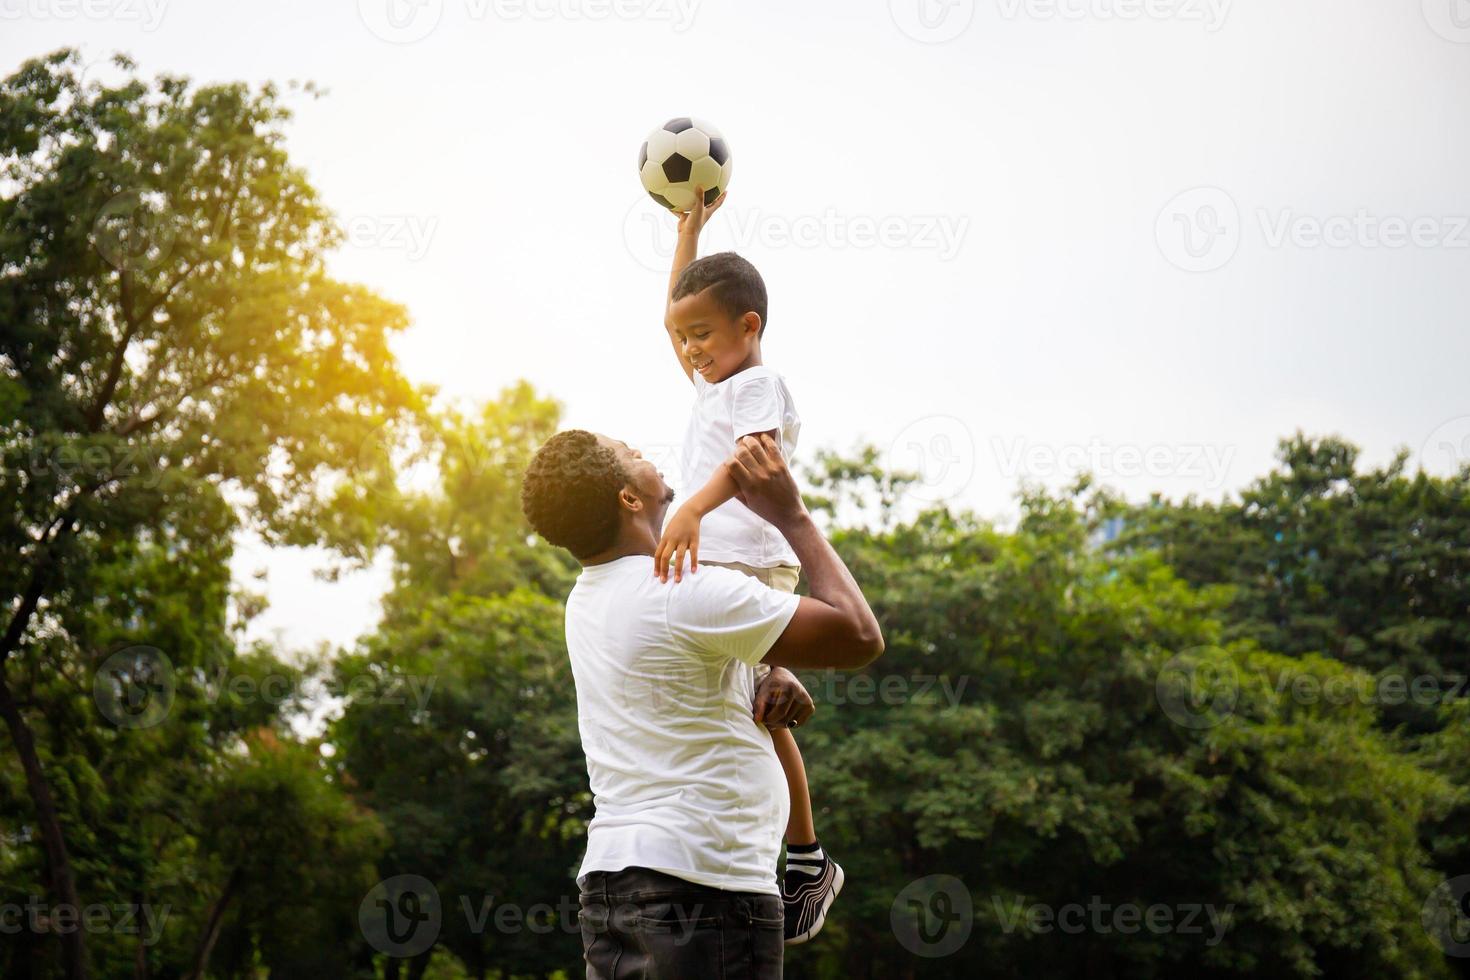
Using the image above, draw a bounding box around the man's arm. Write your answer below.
[663,188,726,385]
[726,434,884,671]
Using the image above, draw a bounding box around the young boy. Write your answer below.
[652,187,843,946]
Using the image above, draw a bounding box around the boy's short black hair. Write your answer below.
[671,251,768,339]
[520,430,629,559]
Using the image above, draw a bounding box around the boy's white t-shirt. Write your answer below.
[681,365,802,568]
[566,556,800,896]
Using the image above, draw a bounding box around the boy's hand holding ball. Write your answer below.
[678,186,726,239]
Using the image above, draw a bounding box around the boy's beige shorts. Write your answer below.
[702,559,801,594]
[700,560,801,682]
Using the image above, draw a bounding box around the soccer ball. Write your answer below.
[638,118,732,213]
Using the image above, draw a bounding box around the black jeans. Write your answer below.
[578,867,783,979]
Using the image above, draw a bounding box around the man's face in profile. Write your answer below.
[594,434,675,519]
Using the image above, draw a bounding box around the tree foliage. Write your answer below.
[1,48,417,978]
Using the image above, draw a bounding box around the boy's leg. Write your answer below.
[755,563,817,847]
[772,722,843,946]
[701,560,843,944]
[770,725,816,845]
[711,561,817,844]
[757,564,844,945]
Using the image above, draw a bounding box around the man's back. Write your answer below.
[565,556,800,895]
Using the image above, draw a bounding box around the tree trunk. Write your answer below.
[184,866,242,980]
[0,667,88,980]
[133,890,151,980]
[8,913,38,978]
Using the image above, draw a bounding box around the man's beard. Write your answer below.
[662,487,677,505]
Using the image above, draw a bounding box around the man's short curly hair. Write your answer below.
[520,429,629,559]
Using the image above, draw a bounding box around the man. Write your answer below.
[520,430,884,979]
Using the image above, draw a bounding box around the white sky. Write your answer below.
[6,0,1469,652]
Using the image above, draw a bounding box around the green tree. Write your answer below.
[1090,433,1470,976]
[779,470,1456,979]
[1104,432,1470,733]
[184,728,387,979]
[327,385,584,979]
[1,48,419,977]
[329,589,586,979]
[362,382,576,623]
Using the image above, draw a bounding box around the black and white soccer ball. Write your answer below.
[637,118,732,213]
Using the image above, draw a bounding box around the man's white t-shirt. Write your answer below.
[565,555,800,896]
[681,365,802,568]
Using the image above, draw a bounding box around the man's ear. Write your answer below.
[618,486,643,512]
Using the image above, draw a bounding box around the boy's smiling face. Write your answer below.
[668,285,761,384]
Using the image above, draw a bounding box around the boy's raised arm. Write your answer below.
[663,187,726,386]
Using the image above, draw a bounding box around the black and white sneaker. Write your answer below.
[782,842,844,946]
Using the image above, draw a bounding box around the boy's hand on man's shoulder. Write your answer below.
[654,503,704,584]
